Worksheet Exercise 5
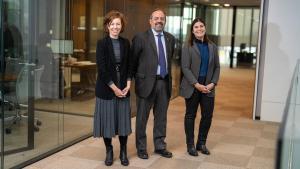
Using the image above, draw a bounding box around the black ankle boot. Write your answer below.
[120,145,129,166]
[105,145,113,166]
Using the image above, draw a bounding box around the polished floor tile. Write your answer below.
[252,147,276,159]
[256,138,277,149]
[212,143,255,156]
[147,158,201,169]
[26,68,280,169]
[219,135,258,146]
[247,157,275,169]
[197,162,246,169]
[204,152,250,167]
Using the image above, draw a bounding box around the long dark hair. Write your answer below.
[188,18,210,46]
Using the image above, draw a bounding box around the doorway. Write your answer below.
[175,3,260,119]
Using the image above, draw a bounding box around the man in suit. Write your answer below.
[130,9,175,159]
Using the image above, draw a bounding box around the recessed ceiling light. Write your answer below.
[224,4,230,7]
[211,3,220,7]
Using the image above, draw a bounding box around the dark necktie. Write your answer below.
[157,33,167,78]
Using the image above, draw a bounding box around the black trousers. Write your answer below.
[135,78,169,151]
[184,86,214,146]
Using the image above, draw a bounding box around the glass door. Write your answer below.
[1,0,34,155]
[0,0,100,168]
[1,0,64,168]
[235,7,260,67]
[1,1,4,168]
[62,0,103,143]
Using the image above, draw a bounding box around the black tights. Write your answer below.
[103,136,128,147]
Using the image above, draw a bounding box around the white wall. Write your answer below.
[258,0,300,122]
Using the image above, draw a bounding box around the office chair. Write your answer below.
[1,58,23,134]
[3,65,44,134]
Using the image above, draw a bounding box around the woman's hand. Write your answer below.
[114,88,125,97]
[194,83,211,93]
[122,80,131,95]
[206,83,215,91]
[110,83,125,98]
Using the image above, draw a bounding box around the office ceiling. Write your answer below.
[199,0,261,6]
[172,0,261,7]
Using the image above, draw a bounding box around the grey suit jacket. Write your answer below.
[131,29,175,98]
[180,41,220,98]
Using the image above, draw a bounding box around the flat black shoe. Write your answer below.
[120,147,129,166]
[196,145,210,155]
[105,146,114,166]
[137,150,149,159]
[187,145,198,156]
[154,149,173,158]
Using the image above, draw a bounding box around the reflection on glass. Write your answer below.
[235,8,259,67]
[1,0,95,168]
[204,6,259,67]
[2,0,28,153]
[165,4,183,98]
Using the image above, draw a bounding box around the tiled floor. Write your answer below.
[26,68,280,169]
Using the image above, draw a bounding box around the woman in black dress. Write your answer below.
[93,10,132,166]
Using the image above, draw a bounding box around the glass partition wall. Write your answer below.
[276,60,300,169]
[0,0,95,168]
[204,6,260,67]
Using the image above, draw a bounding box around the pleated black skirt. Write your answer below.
[93,96,132,138]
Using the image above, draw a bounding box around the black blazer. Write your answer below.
[130,29,175,98]
[95,35,132,100]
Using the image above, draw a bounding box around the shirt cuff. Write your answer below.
[107,81,114,86]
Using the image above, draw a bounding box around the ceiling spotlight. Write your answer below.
[224,4,230,7]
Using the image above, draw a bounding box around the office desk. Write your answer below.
[64,61,96,99]
[0,73,17,94]
[64,61,96,69]
[0,73,17,82]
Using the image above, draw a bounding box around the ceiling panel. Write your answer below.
[170,0,261,7]
[198,0,260,6]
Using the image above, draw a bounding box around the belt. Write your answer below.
[156,75,168,80]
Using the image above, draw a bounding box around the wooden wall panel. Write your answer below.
[105,0,169,40]
[72,0,86,59]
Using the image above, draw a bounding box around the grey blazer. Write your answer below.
[180,41,220,98]
[131,29,175,98]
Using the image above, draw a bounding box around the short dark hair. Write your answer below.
[103,10,126,33]
[150,8,167,20]
[188,18,210,46]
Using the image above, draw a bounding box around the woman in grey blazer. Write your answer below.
[180,18,220,156]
